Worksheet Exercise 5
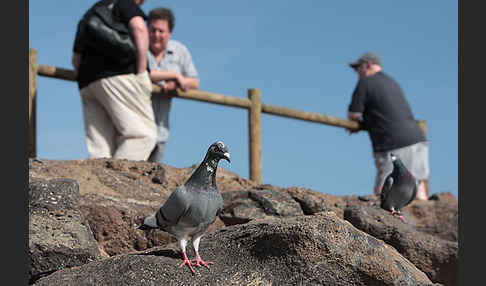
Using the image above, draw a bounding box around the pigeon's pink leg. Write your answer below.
[179,251,195,273]
[391,210,408,224]
[191,250,214,268]
[189,236,214,269]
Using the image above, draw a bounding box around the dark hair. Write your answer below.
[148,8,175,32]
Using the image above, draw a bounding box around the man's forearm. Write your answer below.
[149,70,180,83]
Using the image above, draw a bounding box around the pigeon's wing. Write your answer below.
[156,185,191,226]
[380,176,394,202]
[403,179,418,207]
[209,194,223,225]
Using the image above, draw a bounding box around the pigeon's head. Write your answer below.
[207,141,231,163]
[390,153,397,162]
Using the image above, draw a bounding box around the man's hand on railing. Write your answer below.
[175,75,189,91]
[345,120,365,135]
[161,80,178,93]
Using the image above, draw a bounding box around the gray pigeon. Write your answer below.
[380,153,417,223]
[138,141,230,273]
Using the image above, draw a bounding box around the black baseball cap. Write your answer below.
[349,53,382,68]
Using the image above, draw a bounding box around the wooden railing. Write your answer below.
[28,48,427,190]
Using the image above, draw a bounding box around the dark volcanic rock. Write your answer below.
[28,158,458,285]
[404,193,458,242]
[220,188,303,226]
[284,186,328,215]
[344,205,458,286]
[29,179,101,284]
[34,212,433,286]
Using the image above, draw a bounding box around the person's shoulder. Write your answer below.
[115,0,146,20]
[366,71,390,84]
[168,39,191,52]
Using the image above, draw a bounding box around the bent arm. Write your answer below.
[129,16,149,74]
[346,111,363,134]
[347,112,362,121]
[72,52,81,71]
[149,70,181,83]
[150,70,200,90]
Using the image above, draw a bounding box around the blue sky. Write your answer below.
[29,1,458,197]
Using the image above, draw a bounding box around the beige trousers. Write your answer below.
[80,71,157,161]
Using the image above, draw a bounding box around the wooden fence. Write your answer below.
[28,48,428,193]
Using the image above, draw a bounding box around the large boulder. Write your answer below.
[29,178,101,284]
[34,212,434,286]
[344,205,458,286]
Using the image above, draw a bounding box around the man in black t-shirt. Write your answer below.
[346,53,429,200]
[71,0,157,161]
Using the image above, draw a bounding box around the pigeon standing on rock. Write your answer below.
[380,153,417,223]
[138,141,230,273]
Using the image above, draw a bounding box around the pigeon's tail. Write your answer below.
[137,215,158,230]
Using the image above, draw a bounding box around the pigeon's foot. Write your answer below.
[190,251,214,269]
[391,210,408,224]
[179,252,195,273]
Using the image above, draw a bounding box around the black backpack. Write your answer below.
[79,0,136,59]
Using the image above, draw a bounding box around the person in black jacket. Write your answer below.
[346,52,429,200]
[71,0,156,160]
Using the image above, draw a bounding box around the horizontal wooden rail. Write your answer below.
[37,64,77,81]
[36,64,359,130]
[262,103,359,129]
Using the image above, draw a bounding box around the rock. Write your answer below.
[29,179,101,284]
[403,193,458,242]
[248,187,303,217]
[220,188,303,226]
[34,212,433,286]
[221,190,267,225]
[283,186,328,215]
[344,205,458,286]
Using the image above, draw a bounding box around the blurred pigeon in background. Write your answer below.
[380,153,417,223]
[138,141,230,273]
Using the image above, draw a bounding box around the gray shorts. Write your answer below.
[374,141,430,190]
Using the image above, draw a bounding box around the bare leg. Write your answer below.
[374,186,382,196]
[415,181,428,200]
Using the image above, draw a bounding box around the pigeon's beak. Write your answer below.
[223,152,231,163]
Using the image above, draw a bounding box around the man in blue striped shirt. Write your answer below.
[146,7,199,163]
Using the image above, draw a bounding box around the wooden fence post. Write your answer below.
[29,48,38,158]
[417,119,430,198]
[248,88,262,184]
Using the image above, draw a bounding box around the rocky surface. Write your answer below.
[28,158,458,285]
[29,178,101,284]
[34,212,434,286]
[344,205,458,286]
[29,158,254,256]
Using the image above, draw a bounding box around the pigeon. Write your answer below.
[138,141,230,273]
[380,153,418,223]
